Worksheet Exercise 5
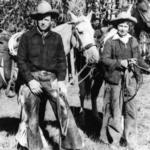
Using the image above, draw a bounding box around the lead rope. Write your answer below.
[121,62,148,104]
[67,62,93,87]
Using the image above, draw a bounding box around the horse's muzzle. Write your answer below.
[88,55,98,64]
[84,45,100,64]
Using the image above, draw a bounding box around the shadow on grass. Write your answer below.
[40,120,60,150]
[0,117,20,135]
[71,106,103,140]
[0,107,103,149]
[42,106,103,141]
[40,106,103,148]
[0,117,59,149]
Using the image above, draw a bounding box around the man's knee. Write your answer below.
[18,85,38,105]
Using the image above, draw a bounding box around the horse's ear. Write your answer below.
[127,4,133,15]
[86,11,93,21]
[68,11,78,23]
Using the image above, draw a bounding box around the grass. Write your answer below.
[1,75,150,150]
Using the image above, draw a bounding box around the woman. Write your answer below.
[99,11,149,150]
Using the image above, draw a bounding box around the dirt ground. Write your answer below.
[0,75,150,150]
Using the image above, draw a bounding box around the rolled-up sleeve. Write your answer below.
[56,35,67,81]
[17,34,33,83]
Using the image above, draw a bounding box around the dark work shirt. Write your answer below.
[17,27,66,83]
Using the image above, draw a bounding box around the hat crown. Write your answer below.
[30,0,59,20]
[111,11,137,24]
[117,11,130,18]
[36,0,52,14]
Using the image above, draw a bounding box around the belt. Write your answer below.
[31,70,56,81]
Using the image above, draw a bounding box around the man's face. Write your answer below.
[117,22,129,37]
[37,15,51,31]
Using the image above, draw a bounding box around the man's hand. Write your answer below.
[28,79,42,94]
[58,81,67,96]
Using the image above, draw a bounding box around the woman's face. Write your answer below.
[37,16,51,31]
[117,22,129,37]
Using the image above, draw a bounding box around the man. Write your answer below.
[16,1,83,150]
[99,11,150,150]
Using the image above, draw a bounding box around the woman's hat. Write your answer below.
[30,0,59,20]
[110,11,137,25]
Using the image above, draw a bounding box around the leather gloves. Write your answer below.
[28,79,67,96]
[28,79,42,94]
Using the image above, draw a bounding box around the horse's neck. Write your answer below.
[52,23,72,55]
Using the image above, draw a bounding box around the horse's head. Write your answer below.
[69,12,100,64]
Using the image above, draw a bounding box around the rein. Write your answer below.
[121,62,150,103]
[133,63,150,73]
[67,62,94,86]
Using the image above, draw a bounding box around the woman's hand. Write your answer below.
[120,59,128,68]
[121,58,137,68]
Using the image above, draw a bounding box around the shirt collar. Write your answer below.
[112,32,132,44]
[36,27,49,37]
[30,27,53,38]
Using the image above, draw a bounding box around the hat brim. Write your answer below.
[109,17,137,25]
[30,10,59,20]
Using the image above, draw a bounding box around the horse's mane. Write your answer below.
[52,23,72,34]
[52,23,73,55]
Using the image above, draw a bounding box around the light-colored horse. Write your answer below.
[53,12,99,63]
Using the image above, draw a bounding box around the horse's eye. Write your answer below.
[78,31,83,34]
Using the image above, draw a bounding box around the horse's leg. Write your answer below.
[78,79,87,128]
[91,77,103,118]
[79,81,86,114]
[78,87,86,127]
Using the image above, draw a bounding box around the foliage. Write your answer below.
[0,0,87,32]
[0,0,39,32]
[0,0,125,32]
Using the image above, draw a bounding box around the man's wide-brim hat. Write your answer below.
[110,11,137,25]
[30,0,59,20]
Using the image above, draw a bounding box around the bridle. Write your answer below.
[71,22,97,53]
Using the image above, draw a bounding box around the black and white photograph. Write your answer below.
[0,0,150,150]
